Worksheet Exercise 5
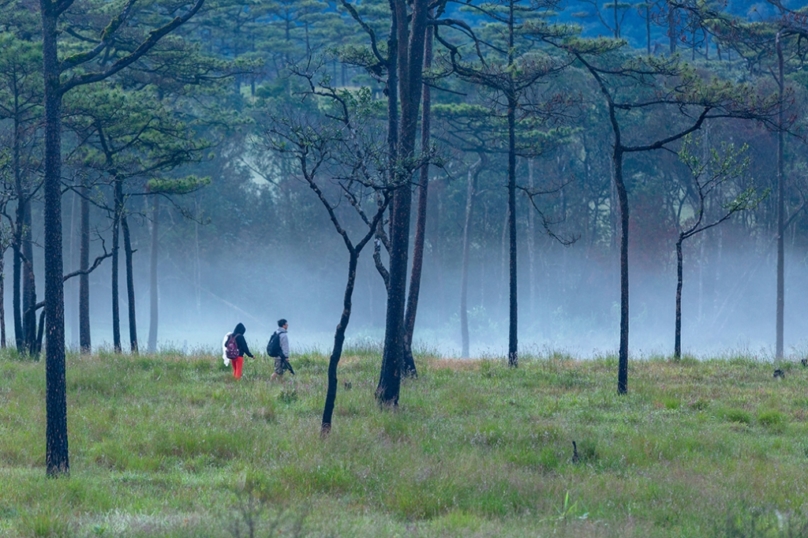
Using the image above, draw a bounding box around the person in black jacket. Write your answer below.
[226,322,254,379]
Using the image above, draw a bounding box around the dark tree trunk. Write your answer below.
[111,178,122,353]
[148,196,159,353]
[506,1,518,367]
[675,237,683,359]
[79,177,90,353]
[775,32,785,360]
[401,21,434,377]
[377,0,429,406]
[12,113,24,352]
[322,251,359,434]
[0,254,6,348]
[507,93,518,367]
[35,307,45,356]
[460,160,479,358]
[122,210,138,354]
[614,147,629,394]
[41,2,69,476]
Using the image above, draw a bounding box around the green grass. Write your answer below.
[2,350,808,537]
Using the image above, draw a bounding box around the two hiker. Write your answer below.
[221,319,293,380]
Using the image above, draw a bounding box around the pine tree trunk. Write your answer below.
[775,32,785,361]
[377,0,428,405]
[614,146,629,394]
[402,21,434,377]
[79,177,91,353]
[122,210,138,354]
[111,178,122,353]
[148,196,159,353]
[0,254,6,348]
[42,1,69,476]
[507,93,518,367]
[675,237,683,359]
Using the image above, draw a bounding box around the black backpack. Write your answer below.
[267,332,282,357]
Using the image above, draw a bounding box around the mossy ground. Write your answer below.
[1,348,808,537]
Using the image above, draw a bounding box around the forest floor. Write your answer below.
[1,347,808,537]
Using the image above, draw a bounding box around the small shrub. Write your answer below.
[721,408,752,424]
[757,409,785,429]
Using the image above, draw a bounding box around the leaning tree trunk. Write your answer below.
[42,0,69,477]
[148,196,159,353]
[122,209,138,354]
[111,178,122,353]
[322,250,359,434]
[401,20,434,377]
[79,176,91,353]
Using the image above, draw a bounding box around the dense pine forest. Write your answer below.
[2,0,808,475]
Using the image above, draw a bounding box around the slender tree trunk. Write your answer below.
[122,210,138,354]
[460,159,479,358]
[402,20,434,377]
[646,5,651,55]
[41,2,69,476]
[322,250,359,434]
[775,31,785,361]
[507,93,518,367]
[111,178,122,353]
[0,253,6,348]
[68,189,78,348]
[12,113,24,352]
[79,177,91,353]
[614,146,629,394]
[675,237,683,359]
[148,196,159,353]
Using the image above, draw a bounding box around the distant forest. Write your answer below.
[2,0,808,420]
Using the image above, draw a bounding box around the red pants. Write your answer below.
[232,356,244,379]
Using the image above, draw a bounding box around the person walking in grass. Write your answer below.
[268,319,294,381]
[222,322,254,380]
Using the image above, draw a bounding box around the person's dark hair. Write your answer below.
[234,322,246,335]
[278,319,287,327]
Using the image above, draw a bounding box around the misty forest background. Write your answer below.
[3,0,808,366]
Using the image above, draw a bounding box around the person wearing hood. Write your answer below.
[222,322,254,380]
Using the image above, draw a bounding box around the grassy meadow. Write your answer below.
[1,347,808,537]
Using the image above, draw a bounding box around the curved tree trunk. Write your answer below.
[322,250,359,434]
